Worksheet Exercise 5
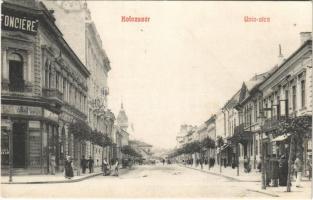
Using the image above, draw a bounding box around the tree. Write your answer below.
[68,119,91,141]
[121,145,142,158]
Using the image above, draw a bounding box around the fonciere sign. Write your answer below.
[1,11,39,35]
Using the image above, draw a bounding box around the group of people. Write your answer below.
[102,158,120,176]
[80,155,94,174]
[62,155,120,179]
[256,154,310,188]
[63,155,94,179]
[182,158,216,169]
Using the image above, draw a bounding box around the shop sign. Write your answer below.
[1,105,42,116]
[44,109,59,122]
[1,9,39,35]
[1,119,11,129]
[29,121,41,129]
[59,112,73,123]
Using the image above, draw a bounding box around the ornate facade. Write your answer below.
[1,0,90,175]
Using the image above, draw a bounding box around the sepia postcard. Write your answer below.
[0,0,312,199]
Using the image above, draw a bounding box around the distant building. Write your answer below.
[129,140,153,161]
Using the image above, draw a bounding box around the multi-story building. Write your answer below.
[42,0,114,167]
[1,0,90,174]
[258,32,312,174]
[205,115,216,160]
[234,32,312,172]
[234,72,273,169]
[222,90,240,166]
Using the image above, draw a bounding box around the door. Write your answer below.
[13,122,27,168]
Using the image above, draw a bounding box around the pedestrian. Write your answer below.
[88,156,94,173]
[278,154,288,186]
[162,159,165,165]
[49,153,56,175]
[64,156,74,179]
[114,159,119,176]
[257,159,262,172]
[102,158,108,176]
[294,156,303,187]
[80,155,87,174]
[200,158,203,170]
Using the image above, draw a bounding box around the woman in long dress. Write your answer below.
[65,156,74,179]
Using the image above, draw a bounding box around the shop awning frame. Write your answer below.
[271,133,291,142]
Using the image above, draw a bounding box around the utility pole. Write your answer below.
[237,142,239,176]
[286,134,294,192]
[258,110,268,190]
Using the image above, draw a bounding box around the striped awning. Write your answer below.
[272,133,291,142]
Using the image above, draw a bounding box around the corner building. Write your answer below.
[1,0,90,175]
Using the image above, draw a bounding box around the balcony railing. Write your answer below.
[42,88,63,102]
[262,116,288,132]
[234,123,244,135]
[8,80,25,93]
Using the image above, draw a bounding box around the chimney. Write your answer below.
[300,32,312,45]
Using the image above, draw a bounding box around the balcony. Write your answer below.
[42,88,63,104]
[262,116,288,132]
[234,123,244,135]
[2,79,26,93]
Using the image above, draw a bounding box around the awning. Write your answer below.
[220,144,230,151]
[272,133,291,142]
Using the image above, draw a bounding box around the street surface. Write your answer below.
[1,164,310,198]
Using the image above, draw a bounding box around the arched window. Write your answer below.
[9,53,24,91]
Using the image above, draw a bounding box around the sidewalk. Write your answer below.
[182,164,311,198]
[1,166,132,184]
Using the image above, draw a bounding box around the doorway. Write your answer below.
[12,122,27,168]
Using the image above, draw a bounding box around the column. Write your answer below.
[28,53,32,82]
[2,49,8,80]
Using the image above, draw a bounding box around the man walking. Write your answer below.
[294,156,303,187]
[114,159,119,176]
[88,156,94,173]
[102,158,108,176]
[49,153,56,175]
[80,155,87,174]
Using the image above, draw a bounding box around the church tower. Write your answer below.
[117,102,129,131]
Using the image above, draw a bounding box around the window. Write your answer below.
[277,95,280,117]
[9,53,24,91]
[254,102,257,122]
[255,140,258,155]
[301,80,306,108]
[63,79,66,101]
[56,72,59,90]
[45,61,49,88]
[285,89,289,116]
[292,86,296,111]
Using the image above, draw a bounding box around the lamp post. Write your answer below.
[258,113,266,190]
[8,117,13,182]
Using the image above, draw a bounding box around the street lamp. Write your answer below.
[8,117,13,182]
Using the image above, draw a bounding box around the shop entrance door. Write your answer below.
[13,122,27,168]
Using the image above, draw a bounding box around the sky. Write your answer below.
[87,1,311,149]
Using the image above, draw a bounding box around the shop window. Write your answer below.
[9,53,24,92]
